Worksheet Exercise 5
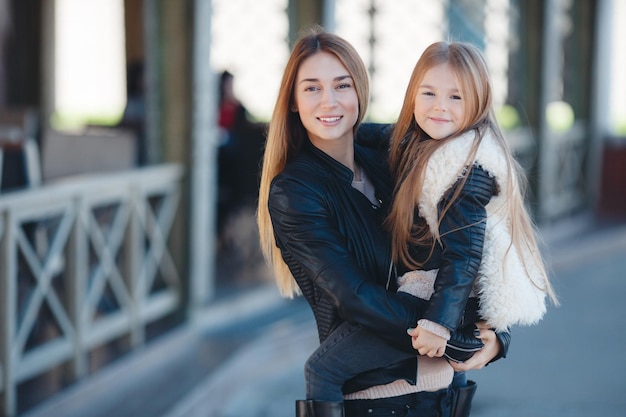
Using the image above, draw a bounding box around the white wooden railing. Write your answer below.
[0,164,184,416]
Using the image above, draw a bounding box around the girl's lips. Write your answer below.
[429,117,449,123]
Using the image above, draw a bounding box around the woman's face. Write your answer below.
[294,52,359,151]
[413,62,466,140]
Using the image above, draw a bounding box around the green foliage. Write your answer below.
[546,101,575,133]
[615,118,626,136]
[496,105,521,130]
[51,111,124,130]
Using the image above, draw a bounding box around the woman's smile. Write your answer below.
[318,115,343,124]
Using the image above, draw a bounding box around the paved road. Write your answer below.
[166,219,626,417]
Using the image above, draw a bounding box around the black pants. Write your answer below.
[344,387,453,417]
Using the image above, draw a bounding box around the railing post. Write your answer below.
[189,0,218,313]
[128,187,145,348]
[66,197,88,379]
[0,211,17,416]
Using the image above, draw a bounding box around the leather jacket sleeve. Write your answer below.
[424,165,496,331]
[491,329,511,363]
[269,175,428,353]
[355,123,394,149]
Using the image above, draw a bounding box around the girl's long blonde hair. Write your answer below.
[257,26,370,297]
[387,41,557,303]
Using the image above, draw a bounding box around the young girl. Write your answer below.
[304,40,556,414]
[390,40,559,358]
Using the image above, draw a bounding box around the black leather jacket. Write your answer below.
[270,138,425,350]
[268,126,509,393]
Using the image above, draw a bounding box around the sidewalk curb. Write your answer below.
[190,285,286,333]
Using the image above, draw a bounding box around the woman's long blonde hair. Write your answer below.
[387,41,557,303]
[257,26,370,297]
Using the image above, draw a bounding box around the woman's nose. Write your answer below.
[320,89,337,107]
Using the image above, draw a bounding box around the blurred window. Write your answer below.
[211,0,289,121]
[54,0,126,128]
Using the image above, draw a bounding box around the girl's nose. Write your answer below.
[434,98,446,111]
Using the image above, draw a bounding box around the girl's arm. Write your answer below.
[422,165,496,331]
[424,165,512,363]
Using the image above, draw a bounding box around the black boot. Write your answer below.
[296,400,310,417]
[451,380,477,417]
[295,400,344,417]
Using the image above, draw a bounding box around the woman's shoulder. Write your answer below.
[270,155,329,200]
[355,123,394,150]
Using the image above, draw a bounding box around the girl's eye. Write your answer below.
[422,91,434,96]
[451,95,462,100]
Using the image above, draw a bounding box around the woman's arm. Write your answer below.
[269,174,427,351]
[449,327,510,370]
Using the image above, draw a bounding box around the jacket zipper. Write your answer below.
[386,260,394,290]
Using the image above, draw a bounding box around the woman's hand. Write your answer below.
[449,327,499,371]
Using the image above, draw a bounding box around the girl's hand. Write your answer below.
[449,328,499,371]
[407,326,447,357]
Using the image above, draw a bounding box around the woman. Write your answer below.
[257,27,508,417]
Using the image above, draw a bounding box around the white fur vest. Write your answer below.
[417,129,547,331]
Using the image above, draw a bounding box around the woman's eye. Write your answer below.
[304,85,319,92]
[336,83,352,89]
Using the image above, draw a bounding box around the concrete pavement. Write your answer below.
[468,219,626,417]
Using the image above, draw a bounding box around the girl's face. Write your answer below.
[294,52,359,151]
[413,62,466,140]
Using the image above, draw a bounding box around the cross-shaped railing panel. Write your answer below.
[0,164,184,416]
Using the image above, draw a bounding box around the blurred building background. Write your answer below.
[0,0,624,416]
